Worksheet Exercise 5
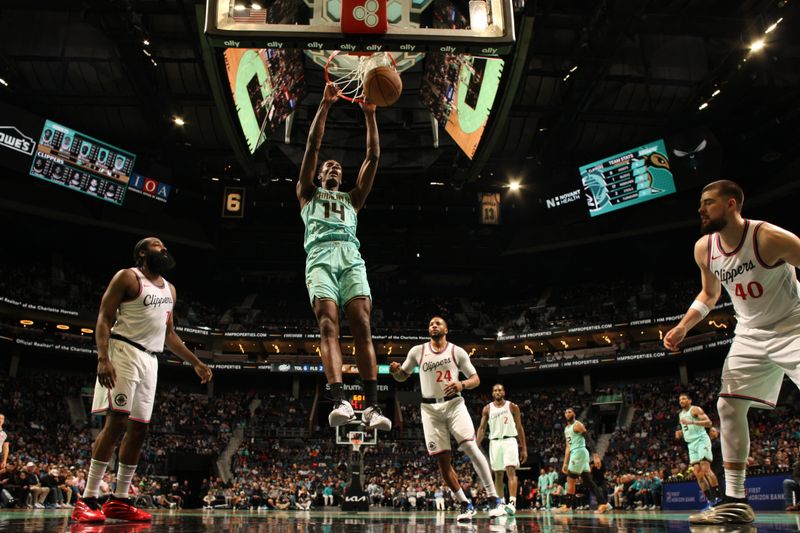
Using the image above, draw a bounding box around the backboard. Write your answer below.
[204,0,515,56]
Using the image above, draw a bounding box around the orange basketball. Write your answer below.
[363,66,402,107]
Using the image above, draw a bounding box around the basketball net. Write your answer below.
[348,430,365,453]
[324,51,397,104]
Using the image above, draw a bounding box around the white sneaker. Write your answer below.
[328,400,355,427]
[489,500,506,518]
[457,501,476,521]
[362,405,391,431]
[33,503,44,509]
[505,501,516,515]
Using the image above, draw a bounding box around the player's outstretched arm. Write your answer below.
[349,101,379,212]
[297,83,339,206]
[164,286,213,384]
[95,269,138,389]
[511,403,528,463]
[476,405,490,444]
[663,237,722,351]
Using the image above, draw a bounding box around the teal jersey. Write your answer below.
[538,474,548,489]
[548,471,558,486]
[565,421,586,451]
[679,408,707,443]
[301,188,360,253]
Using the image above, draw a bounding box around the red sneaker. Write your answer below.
[102,496,153,521]
[70,498,106,523]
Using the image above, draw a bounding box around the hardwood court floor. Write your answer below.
[0,508,797,532]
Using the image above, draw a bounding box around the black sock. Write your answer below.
[711,485,721,499]
[363,379,378,406]
[330,382,345,402]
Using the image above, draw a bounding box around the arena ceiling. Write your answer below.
[1,0,799,268]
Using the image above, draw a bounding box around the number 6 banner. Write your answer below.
[223,187,245,218]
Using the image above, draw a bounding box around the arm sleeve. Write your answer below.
[400,345,421,374]
[454,346,477,377]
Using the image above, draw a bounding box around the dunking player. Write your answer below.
[675,392,721,509]
[554,408,610,514]
[297,83,390,432]
[71,238,213,523]
[390,317,506,521]
[476,384,527,515]
[664,180,800,524]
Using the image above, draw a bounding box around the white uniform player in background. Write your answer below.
[0,413,8,470]
[390,316,506,522]
[476,384,527,515]
[665,180,800,525]
[71,237,213,524]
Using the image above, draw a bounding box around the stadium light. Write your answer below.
[698,102,709,111]
[0,78,8,87]
[56,324,70,330]
[143,39,150,46]
[251,2,263,9]
[468,0,489,31]
[508,180,521,191]
[81,328,94,334]
[173,116,185,126]
[750,39,765,52]
[497,330,503,337]
[765,18,782,34]
[712,89,721,97]
[20,319,33,326]
[234,1,247,11]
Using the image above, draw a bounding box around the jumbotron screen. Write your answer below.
[223,48,305,154]
[420,0,504,159]
[579,138,675,217]
[29,120,135,205]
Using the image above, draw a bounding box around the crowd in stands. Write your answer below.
[0,366,797,511]
[1,257,729,340]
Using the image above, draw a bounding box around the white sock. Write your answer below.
[460,441,498,497]
[510,496,517,505]
[455,489,469,503]
[114,463,137,498]
[83,459,109,498]
[724,468,746,499]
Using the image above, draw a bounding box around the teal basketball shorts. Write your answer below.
[305,242,371,308]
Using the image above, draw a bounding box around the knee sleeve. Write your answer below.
[717,396,751,464]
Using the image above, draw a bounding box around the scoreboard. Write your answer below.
[579,139,675,217]
[29,120,136,205]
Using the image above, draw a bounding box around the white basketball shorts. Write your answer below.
[91,338,159,423]
[489,438,520,471]
[720,316,800,408]
[420,396,475,455]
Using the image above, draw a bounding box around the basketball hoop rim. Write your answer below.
[324,50,398,104]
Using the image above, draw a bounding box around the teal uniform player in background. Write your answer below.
[555,408,610,514]
[297,82,390,432]
[676,392,720,508]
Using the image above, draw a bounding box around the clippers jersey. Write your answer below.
[488,401,518,439]
[678,408,706,443]
[401,342,477,399]
[301,188,360,253]
[708,219,800,329]
[111,268,174,352]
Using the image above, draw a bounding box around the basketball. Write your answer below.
[363,66,402,107]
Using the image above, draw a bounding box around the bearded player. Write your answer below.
[476,384,527,515]
[71,238,213,523]
[554,408,610,514]
[390,316,506,521]
[665,180,800,525]
[297,83,390,432]
[675,392,720,509]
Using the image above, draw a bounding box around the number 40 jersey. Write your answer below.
[708,219,800,330]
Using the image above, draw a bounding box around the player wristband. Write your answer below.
[689,300,710,318]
